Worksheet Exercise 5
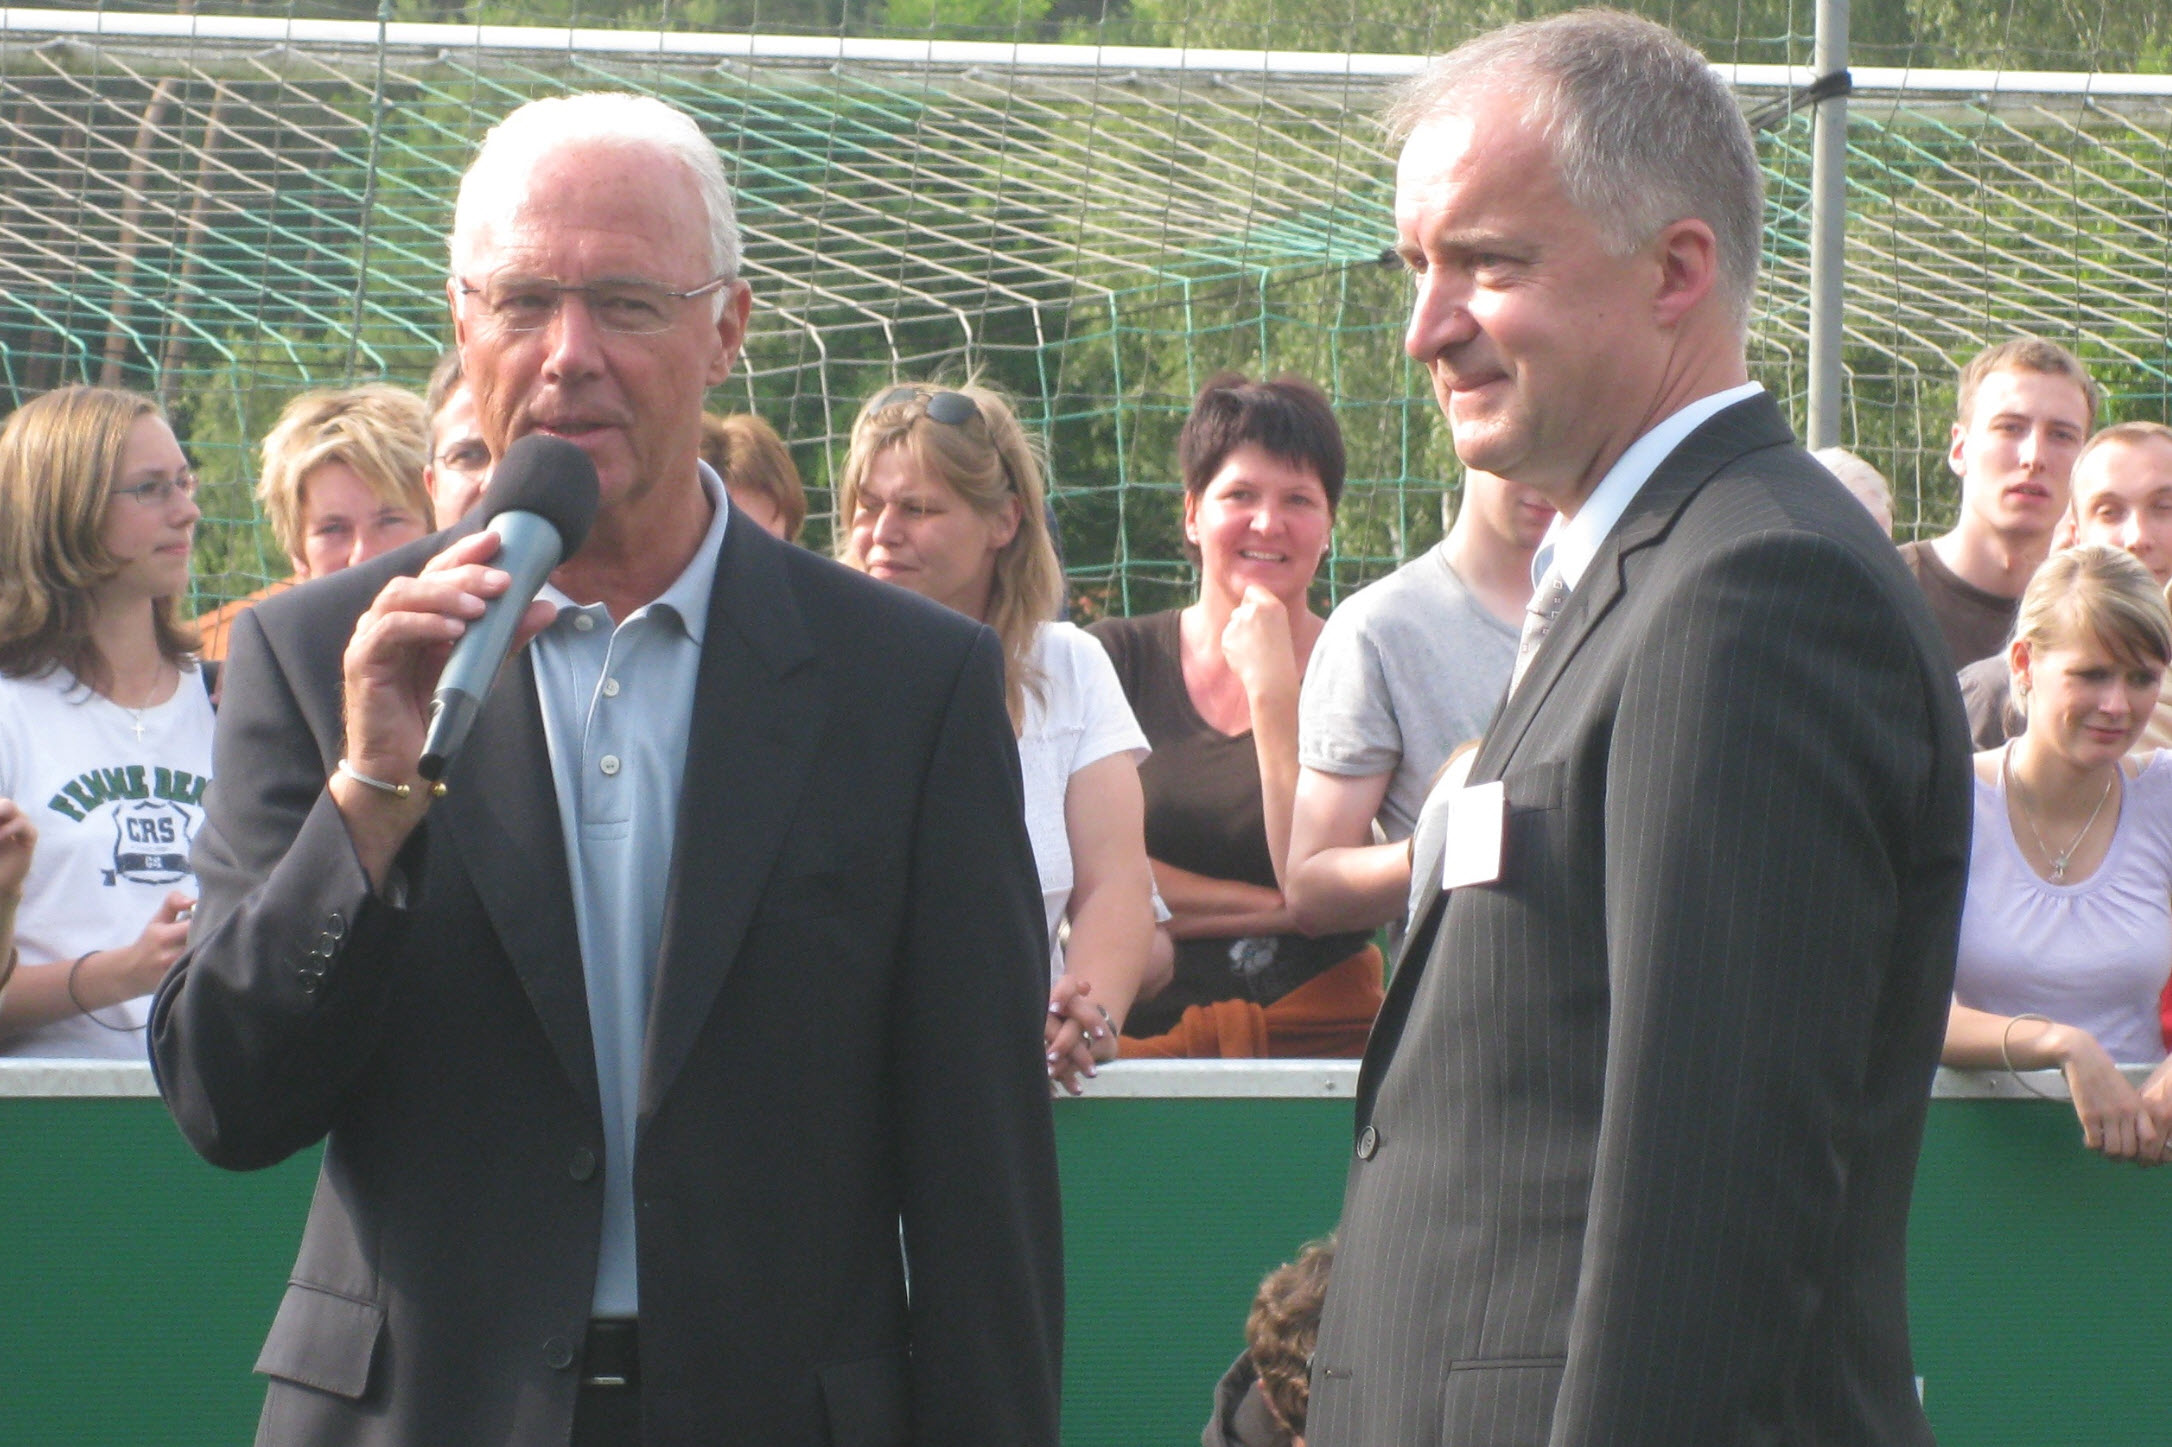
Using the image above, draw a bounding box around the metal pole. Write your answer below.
[1806,0,1849,450]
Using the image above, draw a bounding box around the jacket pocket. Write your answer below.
[254,1280,385,1400]
[819,1349,910,1447]
[1440,1357,1566,1447]
[1500,760,1567,812]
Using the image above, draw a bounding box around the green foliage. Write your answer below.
[7,0,2169,623]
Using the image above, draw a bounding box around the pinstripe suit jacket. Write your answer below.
[1308,395,1972,1447]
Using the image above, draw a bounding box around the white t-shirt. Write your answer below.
[1955,747,2172,1066]
[0,666,215,1058]
[1299,542,1519,840]
[1018,623,1149,982]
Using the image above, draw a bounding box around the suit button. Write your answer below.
[1356,1125,1380,1160]
[543,1336,574,1371]
[568,1147,598,1182]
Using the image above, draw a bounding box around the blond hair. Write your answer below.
[2076,420,2172,480]
[835,383,1060,732]
[2013,544,2172,675]
[0,385,198,686]
[256,384,432,562]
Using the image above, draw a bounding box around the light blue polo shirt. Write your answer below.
[530,465,728,1317]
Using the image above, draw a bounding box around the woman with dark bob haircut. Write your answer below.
[0,386,210,1056]
[1088,372,1383,1057]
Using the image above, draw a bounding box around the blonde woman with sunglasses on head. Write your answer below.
[1944,544,2172,1162]
[0,386,211,1056]
[838,382,1164,1092]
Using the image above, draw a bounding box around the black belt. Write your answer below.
[581,1319,640,1390]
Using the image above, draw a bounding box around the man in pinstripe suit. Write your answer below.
[1307,13,1973,1446]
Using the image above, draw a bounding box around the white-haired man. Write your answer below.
[1307,14,1971,1446]
[154,94,1061,1446]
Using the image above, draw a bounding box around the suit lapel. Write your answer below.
[1361,395,1797,1097]
[1474,392,1794,787]
[639,522,826,1117]
[440,654,601,1112]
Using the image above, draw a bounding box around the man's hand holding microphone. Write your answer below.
[331,435,597,888]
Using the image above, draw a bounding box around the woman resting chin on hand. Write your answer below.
[1943,545,2172,1163]
[1086,373,1383,1059]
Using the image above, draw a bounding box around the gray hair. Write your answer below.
[1811,446,1894,532]
[1384,11,1765,332]
[449,93,740,285]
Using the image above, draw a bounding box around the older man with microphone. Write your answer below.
[152,93,1061,1447]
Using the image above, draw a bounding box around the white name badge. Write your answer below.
[1441,779,1507,892]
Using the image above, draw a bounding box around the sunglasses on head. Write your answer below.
[873,386,981,428]
[871,385,1023,494]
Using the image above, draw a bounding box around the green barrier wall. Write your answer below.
[3,1062,2166,1446]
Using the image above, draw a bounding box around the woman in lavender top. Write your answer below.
[1945,544,2172,1162]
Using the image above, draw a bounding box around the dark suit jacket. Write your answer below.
[152,509,1063,1446]
[1307,396,1972,1447]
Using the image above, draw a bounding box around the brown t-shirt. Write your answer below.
[1897,540,2017,670]
[1087,610,1368,1037]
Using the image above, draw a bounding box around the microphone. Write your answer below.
[417,434,599,781]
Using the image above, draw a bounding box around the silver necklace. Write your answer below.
[108,663,169,744]
[2006,744,2116,884]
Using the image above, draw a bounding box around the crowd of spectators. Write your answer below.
[2,329,2170,1140]
[3,325,2169,1447]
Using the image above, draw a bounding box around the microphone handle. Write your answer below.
[417,511,565,780]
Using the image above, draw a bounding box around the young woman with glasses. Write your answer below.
[837,382,1165,1092]
[0,386,210,1056]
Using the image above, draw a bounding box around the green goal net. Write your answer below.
[3,3,2169,623]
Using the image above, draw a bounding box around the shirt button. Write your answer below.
[571,613,596,633]
[542,1336,575,1371]
[602,678,620,698]
[599,755,621,776]
[1356,1125,1380,1160]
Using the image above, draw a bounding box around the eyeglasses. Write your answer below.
[110,471,199,508]
[873,386,982,428]
[455,274,734,336]
[434,440,491,478]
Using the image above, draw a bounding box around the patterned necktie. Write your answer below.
[1510,566,1570,697]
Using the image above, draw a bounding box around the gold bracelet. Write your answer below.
[337,759,446,800]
